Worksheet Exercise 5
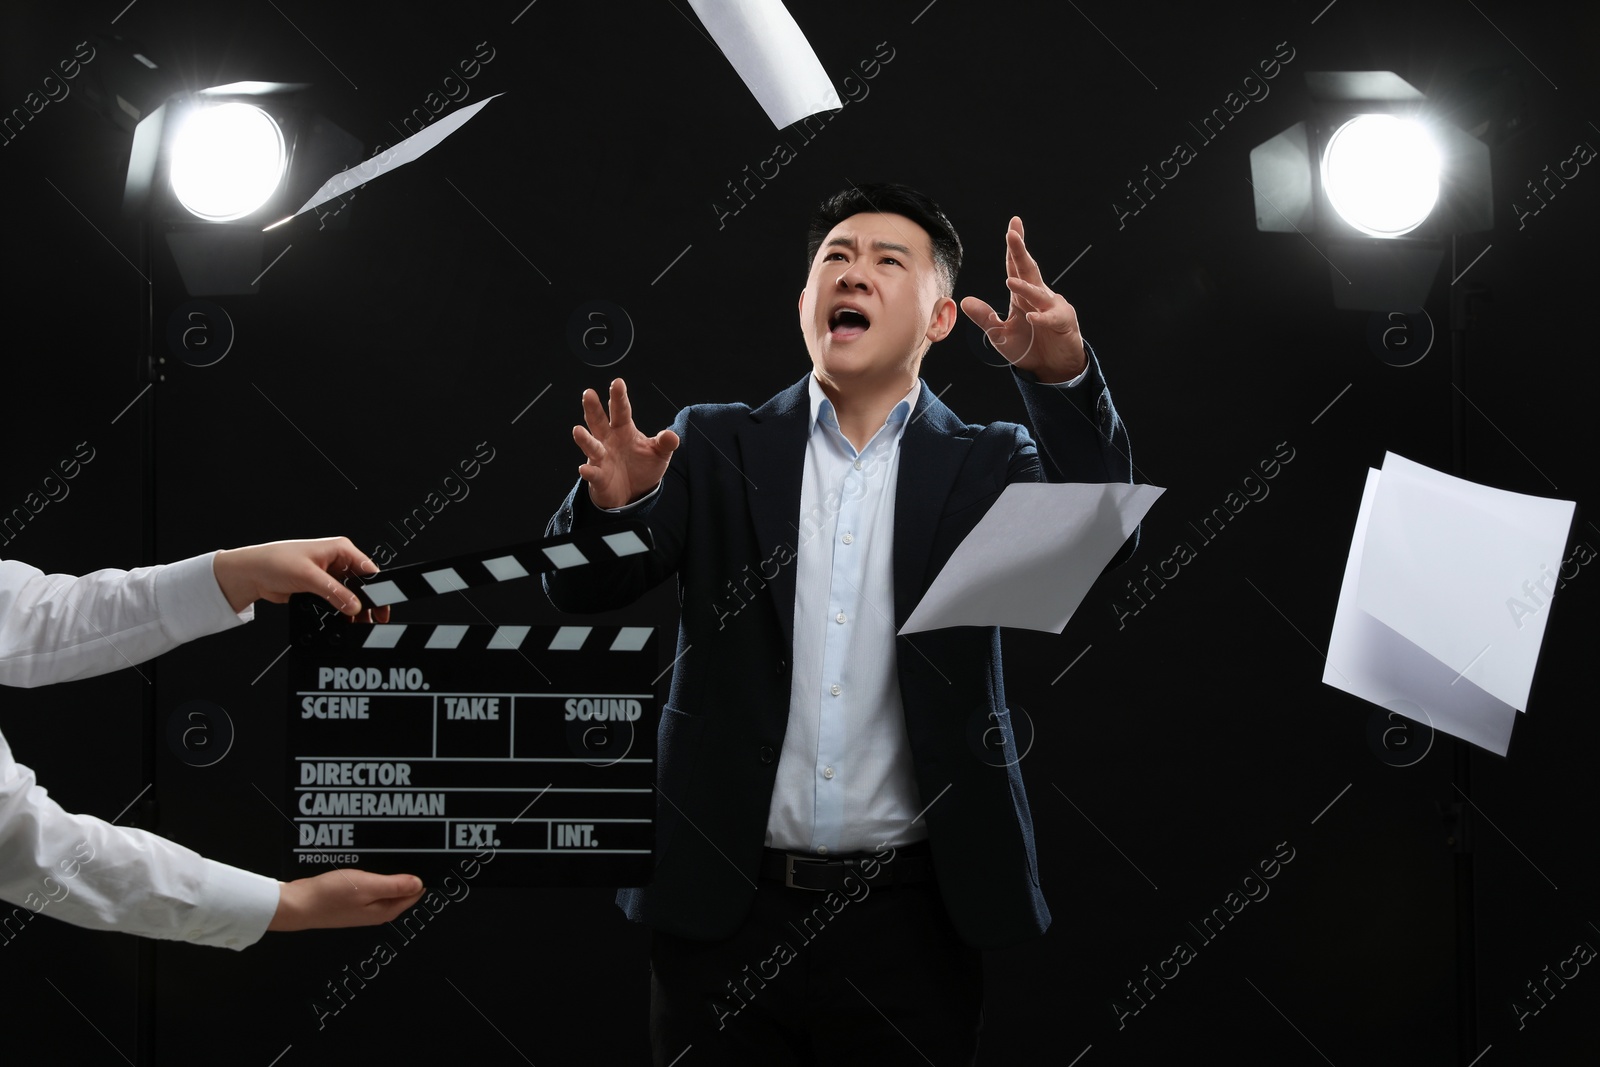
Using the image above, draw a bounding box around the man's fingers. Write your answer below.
[573,424,608,464]
[1005,275,1055,312]
[1008,219,1045,286]
[652,428,681,456]
[574,425,612,494]
[609,378,633,431]
[959,295,1002,329]
[577,463,614,496]
[1004,220,1018,289]
[581,388,610,440]
[1007,278,1078,335]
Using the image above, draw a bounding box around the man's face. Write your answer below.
[798,211,956,394]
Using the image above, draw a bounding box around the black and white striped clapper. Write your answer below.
[344,522,654,611]
[286,522,658,889]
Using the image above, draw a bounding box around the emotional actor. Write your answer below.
[544,184,1133,1065]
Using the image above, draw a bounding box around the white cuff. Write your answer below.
[1039,362,1090,388]
[600,483,662,514]
[154,553,253,645]
[177,860,281,950]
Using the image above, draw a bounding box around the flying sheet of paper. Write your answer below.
[688,0,841,129]
[1355,452,1573,712]
[899,482,1162,636]
[1325,468,1520,756]
[280,94,503,224]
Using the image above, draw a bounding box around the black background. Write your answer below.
[1,1,1596,1064]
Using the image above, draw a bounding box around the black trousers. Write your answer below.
[648,867,983,1066]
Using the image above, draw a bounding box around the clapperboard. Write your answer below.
[286,523,658,886]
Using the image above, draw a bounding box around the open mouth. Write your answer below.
[828,307,871,341]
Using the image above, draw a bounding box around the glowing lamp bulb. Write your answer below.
[169,102,287,222]
[1321,114,1440,238]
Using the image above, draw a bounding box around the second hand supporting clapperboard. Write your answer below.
[286,522,658,887]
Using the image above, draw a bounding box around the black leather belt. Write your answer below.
[759,841,934,892]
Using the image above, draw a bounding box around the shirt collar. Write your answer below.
[807,376,921,440]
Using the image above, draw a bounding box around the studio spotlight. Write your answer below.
[124,82,361,295]
[1249,71,1494,310]
[168,102,288,222]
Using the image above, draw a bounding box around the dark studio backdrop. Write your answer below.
[1,1,1596,1064]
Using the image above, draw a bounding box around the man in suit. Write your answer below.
[544,184,1132,1065]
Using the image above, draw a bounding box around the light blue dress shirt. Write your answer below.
[763,377,923,855]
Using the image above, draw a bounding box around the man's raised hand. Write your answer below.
[574,378,680,510]
[959,216,1087,384]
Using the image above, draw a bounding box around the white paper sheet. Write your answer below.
[688,0,841,129]
[898,482,1162,635]
[280,94,503,224]
[1356,452,1573,711]
[1325,468,1520,756]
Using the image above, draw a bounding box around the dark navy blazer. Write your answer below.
[544,347,1133,948]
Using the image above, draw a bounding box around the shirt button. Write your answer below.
[835,611,846,624]
[854,461,863,470]
[830,684,841,696]
[841,533,854,545]
[759,746,775,763]
[817,846,829,856]
[822,766,834,779]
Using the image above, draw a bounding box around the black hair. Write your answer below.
[805,183,963,296]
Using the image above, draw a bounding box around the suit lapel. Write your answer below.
[737,375,811,652]
[893,382,973,627]
[735,376,975,640]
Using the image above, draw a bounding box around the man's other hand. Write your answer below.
[573,378,680,510]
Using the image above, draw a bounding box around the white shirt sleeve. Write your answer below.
[0,552,280,949]
[0,737,282,949]
[0,552,253,688]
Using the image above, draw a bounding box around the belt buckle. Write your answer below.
[784,854,830,891]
